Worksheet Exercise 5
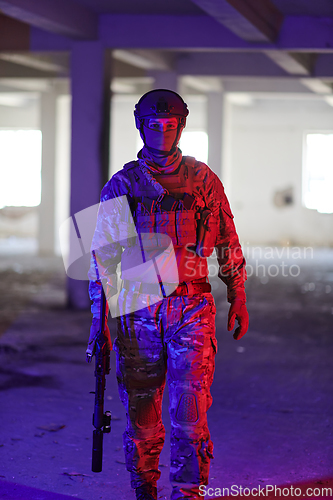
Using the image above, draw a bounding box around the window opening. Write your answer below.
[0,130,42,208]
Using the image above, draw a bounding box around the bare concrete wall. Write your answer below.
[0,100,39,129]
[227,98,333,247]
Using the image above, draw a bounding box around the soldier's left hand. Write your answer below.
[227,299,249,340]
[86,317,112,363]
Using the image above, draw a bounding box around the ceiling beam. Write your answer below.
[181,76,223,92]
[264,51,316,76]
[0,59,56,78]
[97,15,333,52]
[314,54,333,78]
[300,79,332,94]
[0,53,68,73]
[222,79,317,94]
[190,0,283,42]
[176,52,289,77]
[112,59,146,78]
[278,16,333,51]
[0,13,30,50]
[26,14,333,53]
[0,78,69,94]
[324,95,333,107]
[0,78,51,91]
[0,0,97,39]
[113,50,172,71]
[98,15,251,50]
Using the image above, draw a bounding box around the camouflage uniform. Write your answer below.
[89,152,246,499]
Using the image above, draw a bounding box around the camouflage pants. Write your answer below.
[114,290,217,500]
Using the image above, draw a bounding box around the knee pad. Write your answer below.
[135,397,159,428]
[176,393,199,423]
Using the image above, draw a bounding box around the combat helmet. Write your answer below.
[134,89,189,155]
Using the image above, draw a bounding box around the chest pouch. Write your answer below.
[135,210,197,250]
[175,210,197,247]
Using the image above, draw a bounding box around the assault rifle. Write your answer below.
[87,285,111,472]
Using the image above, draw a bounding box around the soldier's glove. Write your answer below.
[227,298,249,340]
[86,317,112,363]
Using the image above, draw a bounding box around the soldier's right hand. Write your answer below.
[86,318,112,362]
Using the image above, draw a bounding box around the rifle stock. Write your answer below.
[91,285,111,473]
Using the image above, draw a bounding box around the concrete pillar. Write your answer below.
[38,88,57,256]
[207,91,225,178]
[68,42,112,309]
[54,94,71,257]
[150,70,178,92]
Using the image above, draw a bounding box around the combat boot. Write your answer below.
[135,483,157,500]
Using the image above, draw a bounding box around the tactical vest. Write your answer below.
[123,156,217,256]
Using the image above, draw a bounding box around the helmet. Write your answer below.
[134,89,189,156]
[134,89,189,127]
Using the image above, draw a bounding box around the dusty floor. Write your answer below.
[0,249,332,499]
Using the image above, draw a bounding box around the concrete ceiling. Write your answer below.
[0,0,333,97]
[75,0,205,15]
[270,0,333,17]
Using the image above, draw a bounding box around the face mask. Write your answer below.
[141,124,179,155]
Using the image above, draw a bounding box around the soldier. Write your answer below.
[87,89,249,500]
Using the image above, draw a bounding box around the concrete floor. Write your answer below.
[0,249,332,499]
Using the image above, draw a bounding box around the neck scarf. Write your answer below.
[139,146,183,174]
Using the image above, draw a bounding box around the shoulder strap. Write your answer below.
[124,161,141,191]
[123,160,139,171]
[123,159,162,201]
